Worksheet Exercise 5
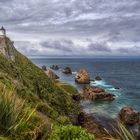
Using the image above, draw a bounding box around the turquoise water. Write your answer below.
[31,58,140,118]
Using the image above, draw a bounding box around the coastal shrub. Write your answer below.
[49,125,95,140]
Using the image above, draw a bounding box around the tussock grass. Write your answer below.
[0,84,48,139]
[104,123,136,140]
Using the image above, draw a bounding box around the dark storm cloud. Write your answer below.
[88,43,112,52]
[0,0,140,57]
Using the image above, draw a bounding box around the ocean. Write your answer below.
[30,58,140,118]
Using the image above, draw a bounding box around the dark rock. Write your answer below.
[62,67,72,74]
[95,76,102,81]
[75,69,90,84]
[81,85,115,101]
[45,70,59,79]
[42,65,47,71]
[119,107,139,125]
[50,65,59,70]
[72,94,81,101]
[77,112,85,126]
[115,87,120,90]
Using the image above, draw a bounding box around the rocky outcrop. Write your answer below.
[95,76,102,81]
[0,37,16,61]
[50,65,59,70]
[119,107,139,125]
[75,69,90,84]
[77,112,85,126]
[81,85,115,101]
[42,65,47,71]
[45,70,59,79]
[62,67,72,74]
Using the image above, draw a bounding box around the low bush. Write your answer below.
[49,125,95,140]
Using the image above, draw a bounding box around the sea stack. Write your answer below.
[50,65,59,70]
[75,69,90,84]
[119,107,140,125]
[62,67,72,74]
[45,70,59,79]
[42,65,47,71]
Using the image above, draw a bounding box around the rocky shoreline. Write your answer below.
[42,65,140,139]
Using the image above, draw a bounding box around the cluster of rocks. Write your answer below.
[41,64,140,134]
[81,85,115,101]
[50,65,59,70]
[45,70,59,79]
[62,67,72,74]
[41,65,59,80]
[42,65,47,71]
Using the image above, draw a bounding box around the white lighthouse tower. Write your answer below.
[0,26,6,37]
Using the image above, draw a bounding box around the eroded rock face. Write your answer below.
[95,76,102,81]
[50,65,59,70]
[45,70,59,79]
[81,85,115,101]
[119,107,139,125]
[42,65,47,71]
[75,69,90,84]
[62,67,72,74]
[0,37,16,61]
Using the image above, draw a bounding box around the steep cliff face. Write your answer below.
[0,36,16,61]
[0,35,79,122]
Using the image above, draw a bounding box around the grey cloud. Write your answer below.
[88,43,112,52]
[41,40,74,52]
[117,46,140,54]
[0,0,140,57]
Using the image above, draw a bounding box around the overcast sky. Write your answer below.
[0,0,140,57]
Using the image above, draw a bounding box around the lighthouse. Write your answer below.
[0,26,6,37]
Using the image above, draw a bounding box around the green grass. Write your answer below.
[0,50,82,139]
[0,83,50,140]
[49,125,95,140]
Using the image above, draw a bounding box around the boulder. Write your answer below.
[46,70,59,79]
[75,69,90,84]
[62,67,72,74]
[42,65,47,71]
[119,107,139,125]
[95,76,102,81]
[81,85,115,101]
[72,94,81,101]
[50,65,59,70]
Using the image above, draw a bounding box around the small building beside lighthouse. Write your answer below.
[0,26,6,37]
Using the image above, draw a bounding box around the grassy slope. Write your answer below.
[0,51,80,116]
[0,50,93,139]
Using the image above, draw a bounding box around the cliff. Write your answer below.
[0,36,16,61]
[0,35,96,139]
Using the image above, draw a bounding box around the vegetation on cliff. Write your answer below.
[0,37,94,139]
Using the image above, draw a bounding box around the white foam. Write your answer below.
[91,80,122,97]
[91,80,112,88]
[72,71,77,74]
